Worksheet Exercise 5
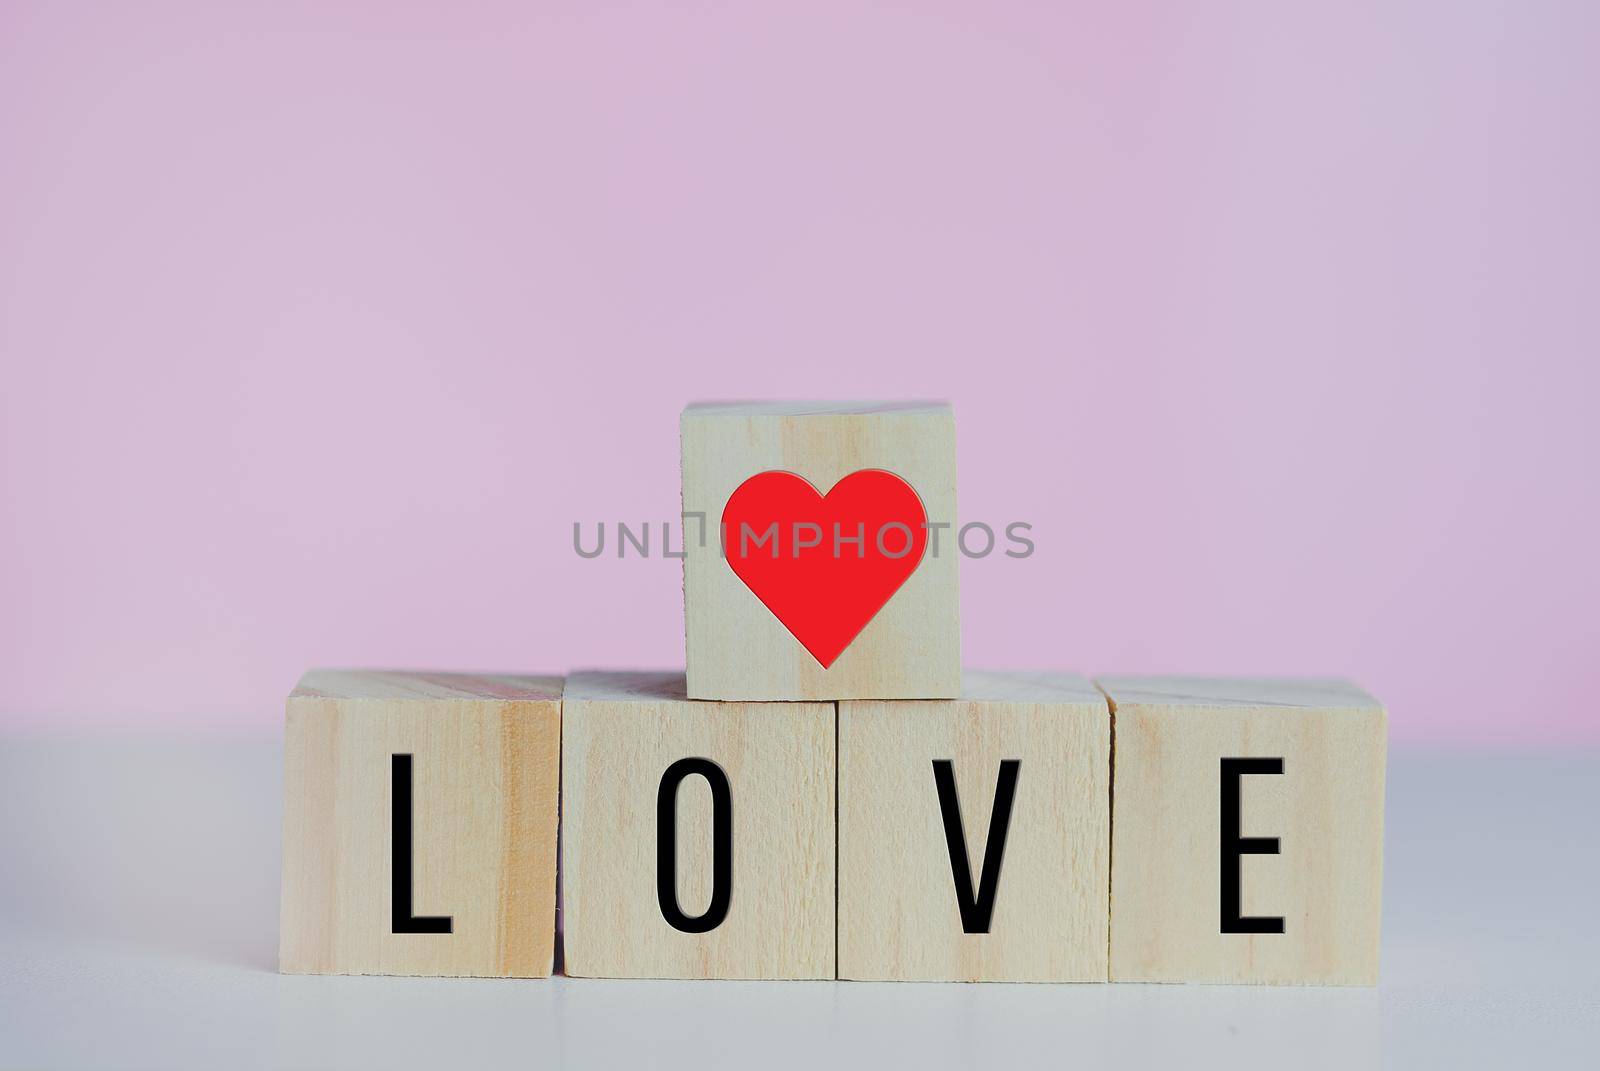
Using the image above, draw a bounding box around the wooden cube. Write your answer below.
[1101,676,1386,985]
[278,670,561,977]
[681,401,960,701]
[838,672,1110,982]
[560,671,834,979]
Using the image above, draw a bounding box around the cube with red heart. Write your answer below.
[681,401,961,701]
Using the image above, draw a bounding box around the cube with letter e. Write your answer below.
[1101,676,1386,985]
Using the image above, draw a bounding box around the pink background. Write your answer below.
[2,2,1595,744]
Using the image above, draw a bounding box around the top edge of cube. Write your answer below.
[290,669,564,703]
[563,669,687,703]
[959,670,1106,707]
[565,669,841,705]
[1094,674,1382,712]
[681,400,952,420]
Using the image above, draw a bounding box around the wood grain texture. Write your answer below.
[1100,675,1387,985]
[680,400,960,701]
[561,671,835,979]
[278,670,561,978]
[838,671,1110,982]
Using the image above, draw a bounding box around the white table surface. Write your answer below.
[0,736,1594,1069]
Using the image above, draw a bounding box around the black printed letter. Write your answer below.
[1220,757,1285,934]
[657,757,733,933]
[392,754,453,934]
[933,759,1020,934]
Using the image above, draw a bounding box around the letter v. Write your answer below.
[932,759,1020,934]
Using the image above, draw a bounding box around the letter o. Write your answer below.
[656,757,733,933]
[958,521,996,558]
[877,521,915,559]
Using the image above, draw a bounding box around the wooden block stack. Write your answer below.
[279,401,1388,986]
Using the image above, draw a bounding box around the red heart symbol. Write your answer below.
[721,469,928,668]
